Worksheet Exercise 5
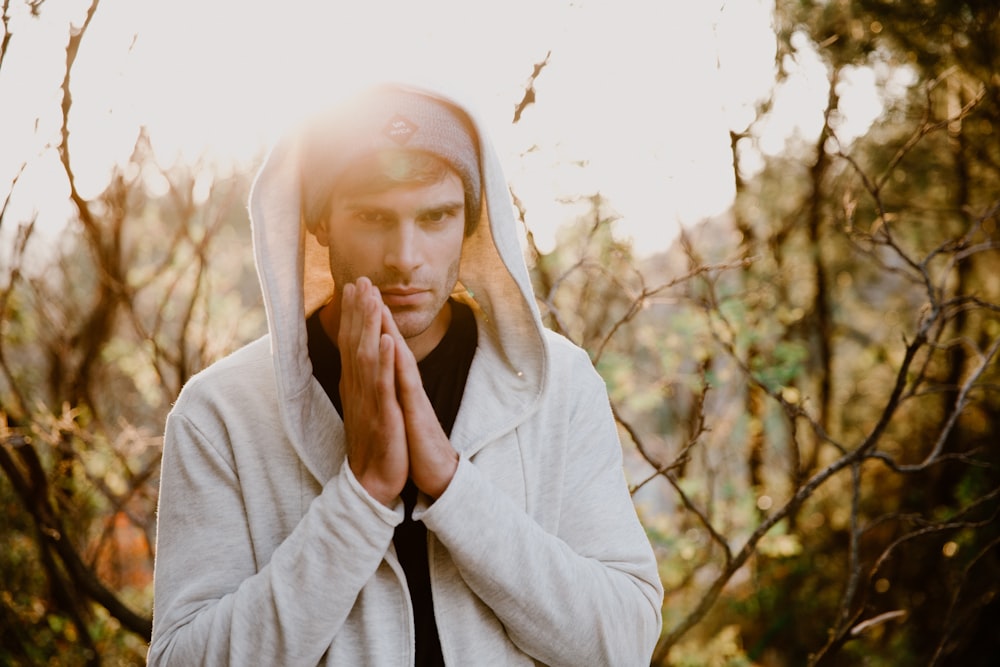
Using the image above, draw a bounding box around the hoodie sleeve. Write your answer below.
[147,404,402,666]
[419,346,664,667]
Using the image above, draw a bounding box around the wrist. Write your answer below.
[359,475,401,508]
[422,450,459,500]
[350,459,403,508]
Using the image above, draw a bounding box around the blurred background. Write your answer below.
[1,0,998,664]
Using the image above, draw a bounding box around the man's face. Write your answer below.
[320,167,466,351]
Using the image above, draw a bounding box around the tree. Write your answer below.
[1,1,261,663]
[3,0,998,664]
[520,1,999,664]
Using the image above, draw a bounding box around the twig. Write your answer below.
[513,51,551,124]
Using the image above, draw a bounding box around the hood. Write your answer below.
[246,83,548,483]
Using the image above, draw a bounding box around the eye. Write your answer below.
[419,207,460,225]
[356,209,389,224]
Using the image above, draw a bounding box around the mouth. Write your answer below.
[379,287,430,307]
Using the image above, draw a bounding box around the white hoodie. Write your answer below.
[148,83,663,666]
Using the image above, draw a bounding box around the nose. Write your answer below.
[384,221,422,274]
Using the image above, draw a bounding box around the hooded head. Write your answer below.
[247,82,549,481]
[298,85,482,238]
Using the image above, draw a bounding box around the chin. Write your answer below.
[393,298,452,340]
[391,310,435,340]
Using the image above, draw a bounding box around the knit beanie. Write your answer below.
[299,86,482,235]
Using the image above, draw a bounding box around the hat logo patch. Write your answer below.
[384,115,418,144]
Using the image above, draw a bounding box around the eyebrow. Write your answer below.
[417,200,465,216]
[343,200,465,216]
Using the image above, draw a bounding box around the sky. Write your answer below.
[0,0,884,256]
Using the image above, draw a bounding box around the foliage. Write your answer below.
[524,1,1000,665]
[1,3,262,662]
[2,0,999,665]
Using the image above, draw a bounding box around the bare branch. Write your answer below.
[0,427,152,639]
[513,51,551,124]
[0,0,12,71]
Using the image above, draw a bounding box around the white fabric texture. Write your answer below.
[147,83,663,666]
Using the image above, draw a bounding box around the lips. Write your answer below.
[379,287,430,307]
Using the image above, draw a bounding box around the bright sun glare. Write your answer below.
[1,0,885,257]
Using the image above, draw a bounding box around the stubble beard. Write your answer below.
[389,257,461,341]
[332,256,461,342]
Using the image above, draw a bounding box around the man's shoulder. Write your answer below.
[540,328,605,388]
[176,336,276,406]
[541,328,592,365]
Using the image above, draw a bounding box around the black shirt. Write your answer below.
[306,299,478,666]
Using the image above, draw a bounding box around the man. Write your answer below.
[148,83,663,666]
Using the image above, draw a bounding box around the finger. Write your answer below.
[340,281,373,359]
[380,303,402,341]
[394,346,421,405]
[337,282,356,352]
[357,284,383,366]
[389,321,430,415]
[380,305,419,387]
[377,333,397,406]
[348,279,370,351]
[338,282,363,388]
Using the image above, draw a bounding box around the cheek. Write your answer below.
[438,227,465,262]
[326,243,360,287]
[439,236,464,283]
[329,226,386,265]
